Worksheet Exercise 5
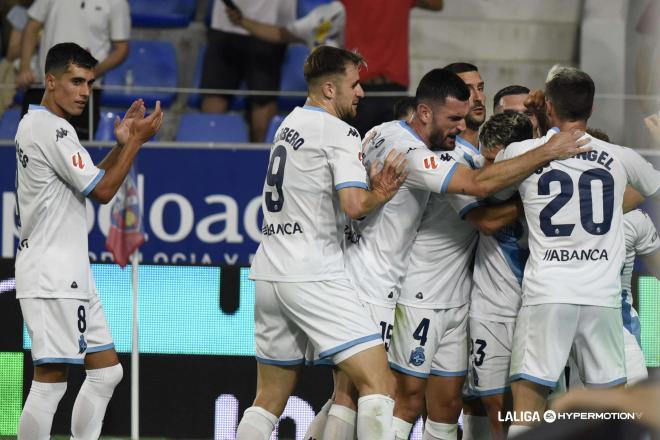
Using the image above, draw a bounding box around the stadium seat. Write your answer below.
[176,113,249,143]
[95,109,124,141]
[297,0,333,18]
[129,0,196,28]
[278,44,310,112]
[0,107,21,140]
[101,40,177,108]
[265,115,285,143]
[188,45,247,111]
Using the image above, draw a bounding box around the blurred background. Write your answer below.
[0,0,658,438]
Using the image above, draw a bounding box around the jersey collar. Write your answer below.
[399,120,423,142]
[302,104,328,113]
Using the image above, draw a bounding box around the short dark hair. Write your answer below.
[303,45,364,84]
[545,67,594,122]
[586,127,610,143]
[393,96,416,120]
[479,110,533,151]
[493,85,530,113]
[415,69,470,107]
[443,62,478,75]
[45,42,98,76]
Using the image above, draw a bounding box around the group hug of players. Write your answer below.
[238,46,660,440]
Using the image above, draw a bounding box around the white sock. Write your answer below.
[304,399,333,440]
[71,364,123,439]
[357,394,395,440]
[507,424,531,439]
[393,416,413,440]
[18,380,67,440]
[423,420,457,440]
[462,415,491,440]
[322,404,357,440]
[235,406,279,440]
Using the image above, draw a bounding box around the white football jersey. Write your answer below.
[399,150,481,309]
[497,128,660,307]
[343,120,459,307]
[286,1,345,49]
[250,105,367,282]
[15,105,104,299]
[455,135,486,170]
[470,211,529,322]
[622,209,659,295]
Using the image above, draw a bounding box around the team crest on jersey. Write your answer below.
[78,335,87,354]
[72,152,85,169]
[409,346,426,366]
[55,127,68,141]
[423,156,438,169]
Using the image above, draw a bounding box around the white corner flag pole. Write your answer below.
[131,250,140,440]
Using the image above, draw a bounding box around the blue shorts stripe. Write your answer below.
[468,386,511,397]
[255,356,305,366]
[430,369,467,377]
[318,333,381,359]
[585,377,627,388]
[86,343,115,354]
[389,362,429,379]
[33,357,84,366]
[510,373,557,388]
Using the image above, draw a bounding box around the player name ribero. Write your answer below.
[542,248,609,261]
[535,148,614,174]
[274,126,305,150]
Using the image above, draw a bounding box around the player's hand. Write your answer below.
[524,89,550,135]
[115,99,146,147]
[369,149,408,202]
[545,129,591,160]
[644,113,660,146]
[129,100,164,143]
[226,6,243,25]
[16,68,35,90]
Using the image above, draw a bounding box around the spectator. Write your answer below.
[201,0,295,142]
[15,0,130,140]
[0,2,32,115]
[343,0,444,136]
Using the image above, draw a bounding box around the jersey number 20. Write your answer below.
[265,145,287,212]
[538,168,614,237]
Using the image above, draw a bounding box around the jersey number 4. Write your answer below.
[538,168,614,237]
[265,145,287,212]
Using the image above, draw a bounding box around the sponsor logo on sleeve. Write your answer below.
[347,128,359,138]
[423,156,438,169]
[72,152,85,169]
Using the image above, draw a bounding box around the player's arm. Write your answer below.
[446,130,590,198]
[415,0,444,11]
[465,197,522,236]
[227,6,299,44]
[620,146,660,200]
[90,101,163,204]
[338,149,408,219]
[95,41,129,78]
[623,186,645,213]
[16,18,42,89]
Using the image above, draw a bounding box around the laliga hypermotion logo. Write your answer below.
[72,152,85,169]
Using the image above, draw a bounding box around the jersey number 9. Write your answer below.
[265,145,287,212]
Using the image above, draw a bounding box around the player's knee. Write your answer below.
[86,363,123,394]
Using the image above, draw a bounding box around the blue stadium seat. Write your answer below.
[95,109,123,141]
[176,113,249,143]
[188,45,247,111]
[0,107,21,139]
[101,40,177,108]
[297,0,333,18]
[278,44,310,112]
[265,115,285,143]
[129,0,196,28]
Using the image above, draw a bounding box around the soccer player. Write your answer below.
[15,42,163,439]
[444,62,487,168]
[492,85,540,137]
[325,68,588,440]
[494,67,660,437]
[237,46,408,440]
[226,1,346,49]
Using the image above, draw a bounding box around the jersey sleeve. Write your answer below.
[618,146,660,198]
[27,0,51,23]
[40,123,104,197]
[110,0,131,41]
[403,147,458,194]
[326,123,368,191]
[447,193,482,219]
[634,210,660,256]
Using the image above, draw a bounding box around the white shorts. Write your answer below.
[305,301,394,366]
[624,327,648,385]
[389,303,468,378]
[467,318,515,397]
[20,296,114,365]
[255,279,383,366]
[510,304,626,388]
